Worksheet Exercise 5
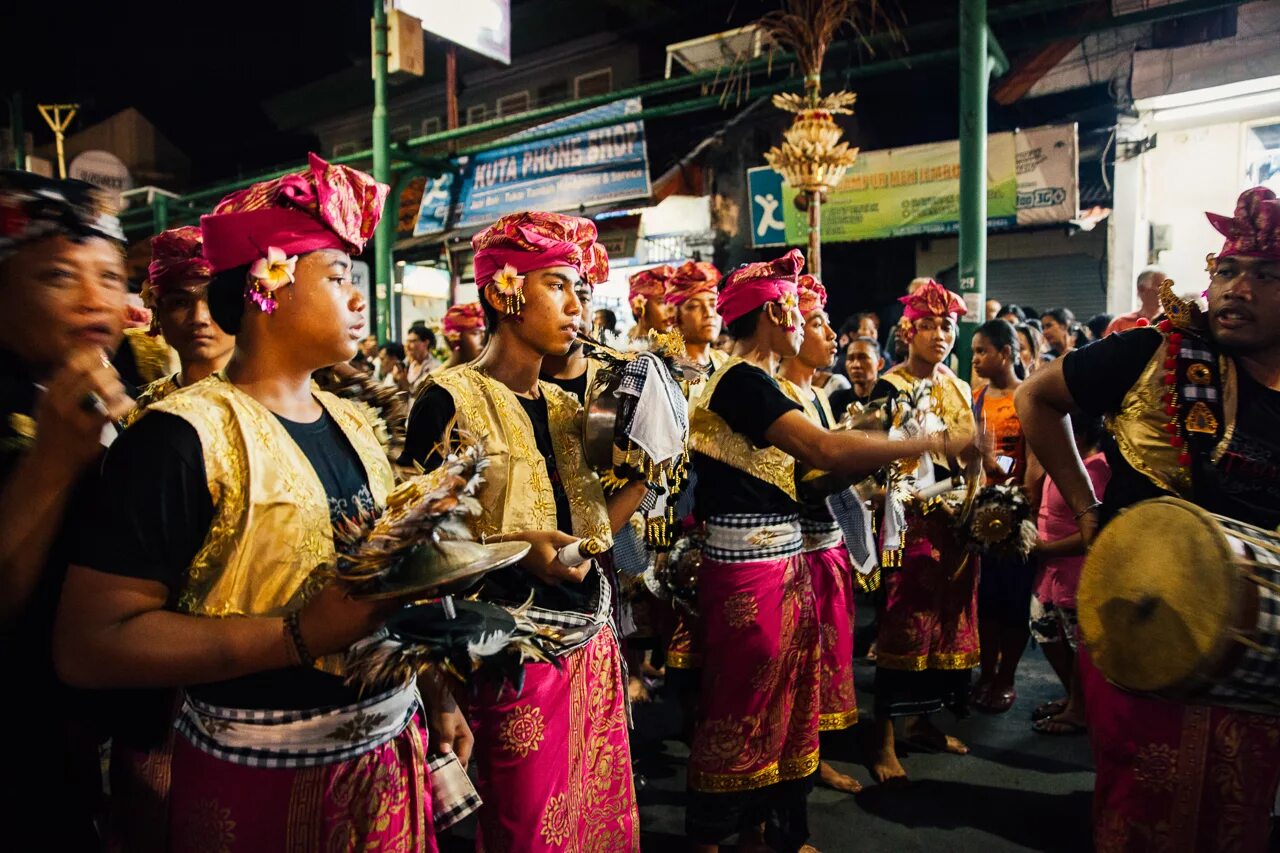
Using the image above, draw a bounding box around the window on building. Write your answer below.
[466,104,488,125]
[421,116,442,136]
[332,141,360,158]
[574,68,613,99]
[497,91,531,117]
[537,80,569,107]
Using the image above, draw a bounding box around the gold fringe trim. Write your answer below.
[818,709,860,731]
[689,749,821,793]
[873,649,980,672]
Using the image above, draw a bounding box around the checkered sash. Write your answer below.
[704,514,802,562]
[427,751,482,831]
[175,680,418,769]
[518,565,614,655]
[800,518,843,554]
[824,488,877,574]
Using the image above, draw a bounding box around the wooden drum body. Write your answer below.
[1079,497,1280,714]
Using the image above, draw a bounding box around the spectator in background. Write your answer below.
[1015,323,1050,377]
[985,298,1002,321]
[440,302,488,370]
[997,304,1027,324]
[592,307,622,348]
[404,323,439,387]
[377,341,407,389]
[1040,308,1079,358]
[1104,267,1166,336]
[351,334,378,373]
[1085,314,1113,342]
[829,336,884,415]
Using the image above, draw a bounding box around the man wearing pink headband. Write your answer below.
[59,154,465,851]
[126,226,234,423]
[402,210,647,853]
[686,251,977,850]
[628,263,676,341]
[439,301,487,369]
[862,279,982,785]
[1021,188,1280,850]
[776,274,863,795]
[666,259,724,373]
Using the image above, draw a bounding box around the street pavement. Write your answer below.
[633,647,1096,853]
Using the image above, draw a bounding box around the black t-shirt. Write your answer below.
[541,369,589,404]
[85,405,375,712]
[401,383,591,613]
[692,362,803,519]
[828,385,874,418]
[1063,328,1280,529]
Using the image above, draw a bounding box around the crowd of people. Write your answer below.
[2,150,1279,853]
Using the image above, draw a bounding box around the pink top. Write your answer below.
[1035,452,1111,609]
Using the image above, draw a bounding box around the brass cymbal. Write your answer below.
[350,540,530,601]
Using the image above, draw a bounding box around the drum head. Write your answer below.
[1079,497,1240,694]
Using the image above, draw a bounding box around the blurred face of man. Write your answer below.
[453,328,487,362]
[677,292,721,346]
[642,295,674,332]
[845,339,882,390]
[0,235,127,373]
[1207,255,1280,355]
[405,329,430,363]
[908,315,956,366]
[856,315,878,339]
[359,335,378,358]
[154,278,235,370]
[795,310,836,370]
[985,299,1001,321]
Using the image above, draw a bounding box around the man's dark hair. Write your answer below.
[725,306,765,340]
[1042,307,1075,328]
[997,303,1027,323]
[380,341,405,360]
[407,324,436,349]
[207,264,250,335]
[848,335,882,358]
[1086,313,1113,341]
[598,308,617,333]
[476,289,501,331]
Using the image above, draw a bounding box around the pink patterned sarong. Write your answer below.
[169,716,436,852]
[689,551,820,792]
[469,624,639,853]
[804,538,858,731]
[1080,648,1280,853]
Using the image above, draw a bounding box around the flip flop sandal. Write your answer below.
[1032,699,1068,721]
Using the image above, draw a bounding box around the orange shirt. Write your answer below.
[974,386,1025,481]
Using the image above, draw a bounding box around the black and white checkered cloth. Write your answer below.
[518,567,613,654]
[175,684,418,769]
[616,353,689,446]
[1207,516,1280,709]
[428,751,482,831]
[704,513,802,562]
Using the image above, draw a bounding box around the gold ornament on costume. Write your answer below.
[1187,363,1212,385]
[1184,401,1219,435]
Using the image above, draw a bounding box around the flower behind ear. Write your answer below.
[491,263,526,315]
[246,246,298,314]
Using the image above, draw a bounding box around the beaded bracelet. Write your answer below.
[1073,501,1103,520]
[283,611,316,667]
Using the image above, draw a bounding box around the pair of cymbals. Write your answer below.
[350,539,530,601]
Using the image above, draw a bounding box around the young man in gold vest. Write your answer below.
[401,211,648,853]
[777,274,863,795]
[686,249,973,852]
[56,154,464,851]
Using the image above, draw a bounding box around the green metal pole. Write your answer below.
[372,0,394,344]
[10,92,23,170]
[153,194,169,233]
[956,0,988,378]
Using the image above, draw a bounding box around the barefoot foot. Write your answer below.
[627,676,651,703]
[819,760,864,794]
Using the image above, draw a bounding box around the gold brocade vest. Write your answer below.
[122,373,181,428]
[778,377,837,428]
[429,366,613,545]
[1108,330,1237,496]
[123,327,176,384]
[689,357,796,501]
[685,348,729,408]
[147,375,394,626]
[880,366,976,467]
